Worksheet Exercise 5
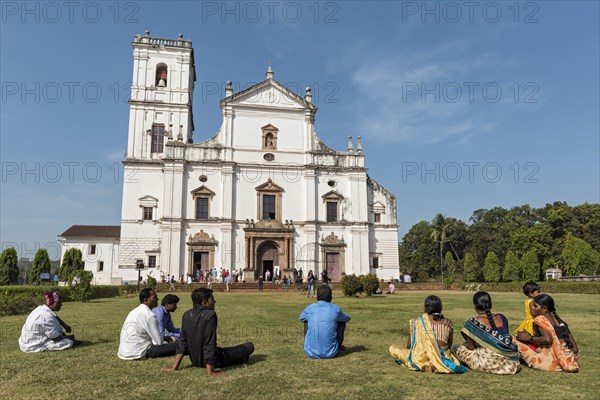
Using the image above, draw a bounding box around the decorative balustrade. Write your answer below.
[310,152,365,168]
[162,143,365,168]
[134,35,192,48]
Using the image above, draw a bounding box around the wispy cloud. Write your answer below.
[344,36,531,145]
[107,149,125,162]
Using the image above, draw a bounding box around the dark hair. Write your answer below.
[191,288,213,306]
[473,291,497,330]
[139,287,154,304]
[522,281,541,297]
[317,285,332,302]
[161,294,180,307]
[533,294,573,346]
[424,295,444,321]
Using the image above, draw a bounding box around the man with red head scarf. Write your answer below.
[18,291,76,353]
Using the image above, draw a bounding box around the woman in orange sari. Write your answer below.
[515,294,579,372]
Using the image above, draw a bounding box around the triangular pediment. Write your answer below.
[261,123,279,132]
[321,190,344,200]
[255,178,284,192]
[372,201,386,212]
[221,79,317,111]
[190,185,216,198]
[139,195,158,202]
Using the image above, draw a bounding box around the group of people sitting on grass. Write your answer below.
[390,282,579,374]
[18,281,578,376]
[17,284,348,375]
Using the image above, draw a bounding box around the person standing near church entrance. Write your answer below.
[307,270,316,298]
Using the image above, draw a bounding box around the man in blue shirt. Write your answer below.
[152,294,181,340]
[299,285,351,359]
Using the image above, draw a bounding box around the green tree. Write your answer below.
[445,251,459,284]
[146,275,158,290]
[482,251,501,283]
[0,247,19,285]
[69,270,94,302]
[59,248,84,282]
[562,233,600,276]
[444,218,469,260]
[431,213,449,282]
[31,249,52,284]
[398,221,437,280]
[468,207,513,267]
[502,251,520,282]
[17,258,33,284]
[462,253,478,282]
[521,250,541,281]
[341,274,363,296]
[359,274,380,296]
[572,203,600,252]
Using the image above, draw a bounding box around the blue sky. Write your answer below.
[1,1,599,260]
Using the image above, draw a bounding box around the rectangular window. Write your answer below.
[326,201,338,222]
[151,124,165,153]
[373,257,379,269]
[89,244,96,255]
[262,194,276,220]
[97,261,104,272]
[143,207,153,220]
[195,197,209,220]
[374,213,381,223]
[148,256,157,268]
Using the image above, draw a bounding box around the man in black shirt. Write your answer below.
[321,269,331,286]
[161,288,254,376]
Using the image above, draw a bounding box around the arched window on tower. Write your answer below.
[155,64,168,87]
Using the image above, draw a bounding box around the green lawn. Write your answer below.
[1,290,599,400]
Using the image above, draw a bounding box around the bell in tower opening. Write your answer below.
[156,64,168,87]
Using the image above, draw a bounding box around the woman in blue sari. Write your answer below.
[452,292,520,374]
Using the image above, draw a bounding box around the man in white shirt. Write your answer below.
[118,288,177,360]
[18,291,75,353]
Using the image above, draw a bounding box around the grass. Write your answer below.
[1,290,599,400]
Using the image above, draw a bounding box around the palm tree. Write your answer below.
[431,213,449,283]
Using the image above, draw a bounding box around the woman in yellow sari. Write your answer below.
[515,294,579,372]
[390,295,467,374]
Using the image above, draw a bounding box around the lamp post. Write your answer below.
[136,259,144,292]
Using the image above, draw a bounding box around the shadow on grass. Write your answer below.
[248,353,267,365]
[73,340,94,348]
[336,345,367,357]
[225,353,267,371]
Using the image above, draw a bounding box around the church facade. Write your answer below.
[59,34,399,284]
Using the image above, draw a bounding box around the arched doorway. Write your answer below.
[257,242,279,281]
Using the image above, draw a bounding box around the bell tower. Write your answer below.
[126,32,195,159]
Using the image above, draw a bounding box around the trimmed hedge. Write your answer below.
[0,285,123,316]
[341,274,362,296]
[476,281,600,294]
[341,274,380,296]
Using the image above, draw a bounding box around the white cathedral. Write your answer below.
[59,33,399,284]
